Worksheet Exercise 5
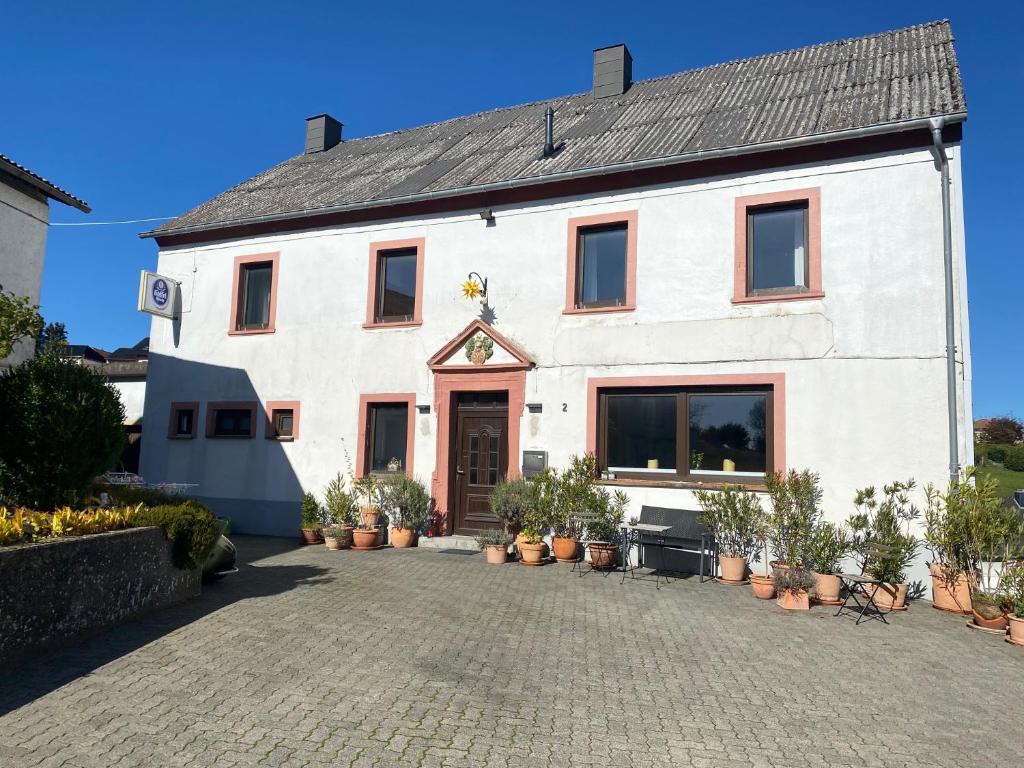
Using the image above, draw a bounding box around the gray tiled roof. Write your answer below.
[0,153,90,213]
[150,19,964,238]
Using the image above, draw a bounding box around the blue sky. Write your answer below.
[2,2,1020,416]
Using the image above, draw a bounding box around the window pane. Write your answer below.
[176,410,193,435]
[370,404,408,472]
[378,250,417,320]
[275,410,293,437]
[750,206,806,291]
[214,408,251,437]
[579,225,627,306]
[241,264,273,328]
[606,394,676,470]
[688,394,767,474]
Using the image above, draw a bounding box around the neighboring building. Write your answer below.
[139,21,972,589]
[0,153,90,366]
[69,338,149,473]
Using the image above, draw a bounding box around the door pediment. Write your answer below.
[427,319,533,372]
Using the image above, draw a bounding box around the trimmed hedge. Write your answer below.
[1005,445,1024,473]
[130,501,223,570]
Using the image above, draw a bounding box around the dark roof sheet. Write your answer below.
[0,153,90,213]
[149,19,964,238]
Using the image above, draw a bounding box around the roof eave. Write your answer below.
[142,112,966,242]
[0,157,91,213]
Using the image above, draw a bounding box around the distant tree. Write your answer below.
[0,286,44,359]
[0,350,125,508]
[980,416,1024,445]
[35,321,68,355]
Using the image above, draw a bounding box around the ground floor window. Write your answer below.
[168,402,198,439]
[598,386,772,482]
[206,402,257,438]
[367,403,409,473]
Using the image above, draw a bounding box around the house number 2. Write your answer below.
[562,403,567,412]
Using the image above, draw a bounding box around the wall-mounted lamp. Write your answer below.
[479,208,494,223]
[463,271,488,302]
[416,404,431,414]
[526,403,543,413]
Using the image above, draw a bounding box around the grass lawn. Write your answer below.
[977,463,1024,499]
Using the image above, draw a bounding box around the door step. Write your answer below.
[417,535,480,552]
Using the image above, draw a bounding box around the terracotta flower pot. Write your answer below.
[485,545,508,565]
[750,574,775,599]
[719,554,747,582]
[929,563,972,614]
[587,542,617,570]
[519,541,545,565]
[300,527,323,545]
[352,528,379,548]
[390,527,416,548]
[360,506,380,529]
[1008,615,1024,644]
[866,582,907,611]
[971,608,1008,632]
[777,587,810,610]
[552,536,579,563]
[813,572,842,604]
[324,536,341,550]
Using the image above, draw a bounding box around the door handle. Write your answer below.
[456,467,465,475]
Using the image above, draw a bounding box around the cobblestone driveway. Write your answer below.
[1,536,1021,767]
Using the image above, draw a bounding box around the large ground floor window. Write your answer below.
[597,385,773,482]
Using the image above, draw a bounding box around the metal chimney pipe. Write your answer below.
[543,107,555,157]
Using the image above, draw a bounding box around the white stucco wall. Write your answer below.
[112,379,146,425]
[0,179,48,367]
[140,145,971,591]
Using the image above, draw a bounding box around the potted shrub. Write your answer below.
[378,474,431,548]
[750,510,775,599]
[354,474,381,529]
[550,458,600,563]
[299,492,325,544]
[1002,565,1024,645]
[585,488,628,569]
[477,530,513,565]
[695,484,761,583]
[490,477,535,546]
[518,492,548,566]
[806,521,852,605]
[765,469,822,571]
[323,525,349,550]
[775,566,815,610]
[849,481,920,611]
[924,472,981,613]
[322,472,357,549]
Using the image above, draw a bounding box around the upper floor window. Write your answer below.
[230,253,279,334]
[365,238,425,328]
[747,203,808,295]
[565,211,637,314]
[576,224,628,309]
[375,248,418,323]
[265,401,300,441]
[733,189,822,304]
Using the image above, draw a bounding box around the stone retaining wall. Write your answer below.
[0,527,200,666]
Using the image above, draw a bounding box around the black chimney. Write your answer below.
[305,114,342,153]
[592,44,632,98]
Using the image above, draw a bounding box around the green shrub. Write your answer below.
[300,492,324,529]
[0,352,125,508]
[1004,445,1024,472]
[130,501,222,570]
[984,446,1008,464]
[97,485,183,508]
[377,474,431,530]
[490,478,536,533]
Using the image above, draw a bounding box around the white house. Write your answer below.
[138,21,972,588]
[0,153,90,366]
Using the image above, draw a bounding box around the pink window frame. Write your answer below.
[564,210,638,314]
[265,400,301,441]
[205,401,258,439]
[364,238,425,328]
[167,401,199,440]
[228,252,280,335]
[585,373,786,485]
[356,393,416,477]
[733,188,822,304]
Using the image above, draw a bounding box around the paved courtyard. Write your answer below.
[1,536,1021,768]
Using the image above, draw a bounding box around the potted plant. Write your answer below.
[477,530,513,565]
[491,477,534,538]
[550,458,601,563]
[322,472,357,549]
[585,488,628,569]
[750,509,775,599]
[518,490,548,566]
[323,525,348,550]
[695,484,761,583]
[354,474,381,529]
[924,472,980,613]
[774,566,816,610]
[765,469,822,571]
[378,474,431,548]
[1002,564,1024,645]
[299,492,325,544]
[806,521,852,605]
[849,481,920,611]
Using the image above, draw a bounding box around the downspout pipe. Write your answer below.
[929,116,959,482]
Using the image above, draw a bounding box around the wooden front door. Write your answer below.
[453,402,508,534]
